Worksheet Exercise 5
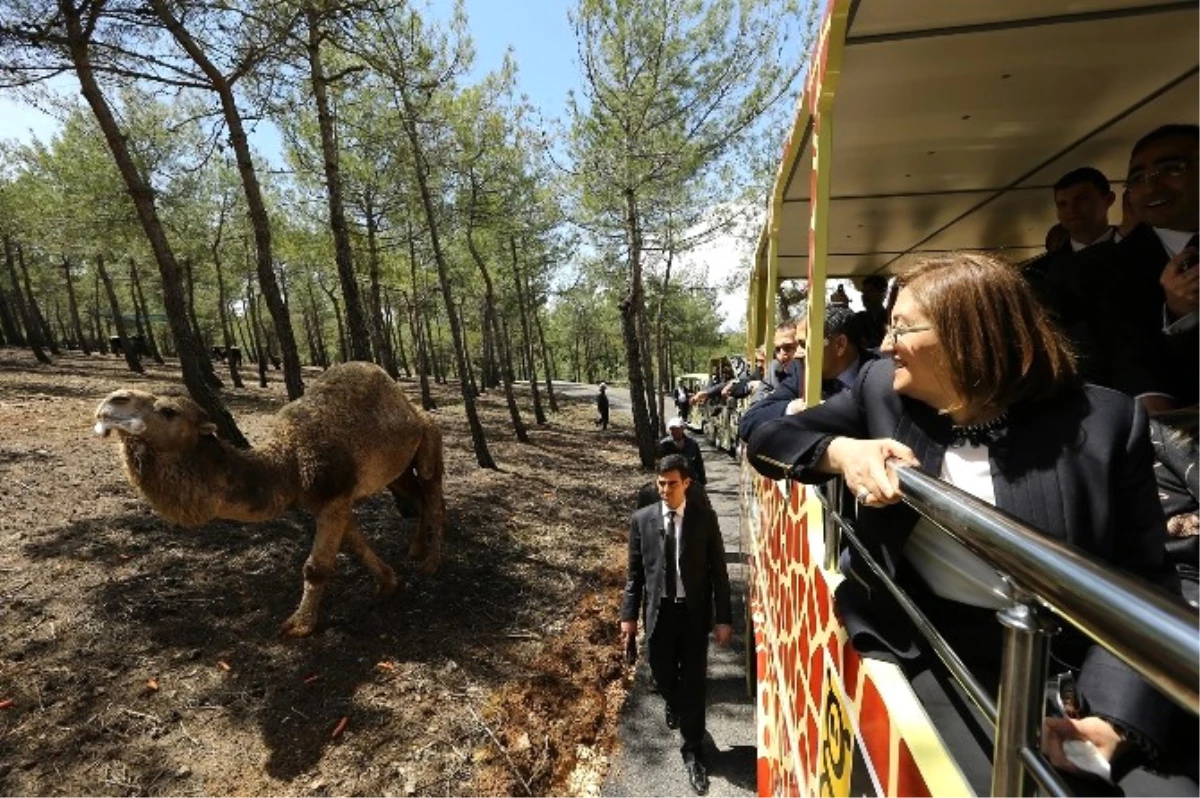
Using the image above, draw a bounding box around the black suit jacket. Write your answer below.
[738,352,877,442]
[620,500,732,643]
[655,434,707,485]
[746,358,1178,749]
[1051,224,1197,404]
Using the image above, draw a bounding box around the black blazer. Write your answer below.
[1053,224,1197,404]
[746,358,1179,749]
[620,500,732,643]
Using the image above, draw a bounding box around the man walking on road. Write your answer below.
[596,382,610,430]
[621,454,733,795]
[656,417,707,486]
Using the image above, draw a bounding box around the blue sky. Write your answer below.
[0,0,581,155]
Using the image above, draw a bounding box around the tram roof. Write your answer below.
[761,0,1200,281]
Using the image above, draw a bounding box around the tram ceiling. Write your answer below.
[769,0,1199,281]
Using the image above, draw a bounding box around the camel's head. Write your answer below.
[94,389,217,451]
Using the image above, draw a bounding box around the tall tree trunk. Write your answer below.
[151,0,303,400]
[96,254,143,373]
[654,248,674,432]
[406,244,435,411]
[91,268,104,351]
[129,260,163,364]
[305,6,372,362]
[364,193,398,377]
[18,245,60,356]
[3,236,50,363]
[305,281,329,369]
[0,278,22,346]
[63,257,91,354]
[385,287,409,376]
[247,287,269,388]
[318,276,348,364]
[509,239,545,425]
[466,216,527,441]
[620,187,656,467]
[424,311,443,384]
[211,193,233,348]
[458,301,478,396]
[62,7,246,445]
[531,294,558,412]
[52,300,69,348]
[183,257,223,388]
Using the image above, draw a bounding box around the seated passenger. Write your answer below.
[737,305,875,441]
[746,252,1185,789]
[1150,409,1199,607]
[724,347,767,401]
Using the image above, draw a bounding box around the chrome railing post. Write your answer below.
[991,601,1059,797]
[822,479,841,572]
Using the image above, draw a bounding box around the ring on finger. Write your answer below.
[856,485,871,503]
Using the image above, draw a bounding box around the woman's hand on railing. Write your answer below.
[821,437,919,506]
[1042,715,1126,775]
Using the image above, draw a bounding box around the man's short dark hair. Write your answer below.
[861,274,887,292]
[656,454,691,478]
[1054,167,1110,195]
[1131,124,1200,159]
[825,305,860,347]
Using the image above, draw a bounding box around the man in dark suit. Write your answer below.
[656,417,707,486]
[621,454,733,795]
[854,274,889,350]
[738,305,876,442]
[1051,125,1198,410]
[1025,167,1117,316]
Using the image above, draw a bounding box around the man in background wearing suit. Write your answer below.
[1105,124,1199,409]
[620,454,733,795]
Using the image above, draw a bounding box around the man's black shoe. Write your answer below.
[683,752,709,796]
[665,705,680,730]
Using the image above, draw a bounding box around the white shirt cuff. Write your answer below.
[1163,304,1198,335]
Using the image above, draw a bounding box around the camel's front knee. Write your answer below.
[303,558,335,586]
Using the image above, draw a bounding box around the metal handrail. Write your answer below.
[894,464,1200,715]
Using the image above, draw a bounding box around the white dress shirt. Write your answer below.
[661,501,687,599]
[903,444,1012,609]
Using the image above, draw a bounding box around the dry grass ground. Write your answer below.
[0,349,645,796]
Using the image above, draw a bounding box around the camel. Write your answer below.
[93,361,445,637]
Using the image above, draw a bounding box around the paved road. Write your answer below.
[601,432,756,798]
[553,380,633,414]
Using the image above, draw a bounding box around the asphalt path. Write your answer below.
[599,429,756,798]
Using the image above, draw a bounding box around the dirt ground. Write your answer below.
[0,349,646,797]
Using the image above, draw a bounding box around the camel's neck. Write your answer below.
[121,436,300,527]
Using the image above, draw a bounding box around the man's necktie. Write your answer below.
[821,378,845,398]
[664,511,677,600]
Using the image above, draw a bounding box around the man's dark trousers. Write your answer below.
[649,600,709,752]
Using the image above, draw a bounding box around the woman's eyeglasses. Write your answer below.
[884,324,932,347]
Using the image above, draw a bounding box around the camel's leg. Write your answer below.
[389,473,427,561]
[281,500,351,638]
[413,426,445,573]
[416,476,445,574]
[341,523,398,597]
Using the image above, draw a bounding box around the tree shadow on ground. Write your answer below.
[15,491,560,782]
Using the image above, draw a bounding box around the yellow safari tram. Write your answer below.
[741,1,1199,796]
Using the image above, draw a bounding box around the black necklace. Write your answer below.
[949,411,1010,448]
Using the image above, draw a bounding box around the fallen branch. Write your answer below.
[468,705,533,796]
